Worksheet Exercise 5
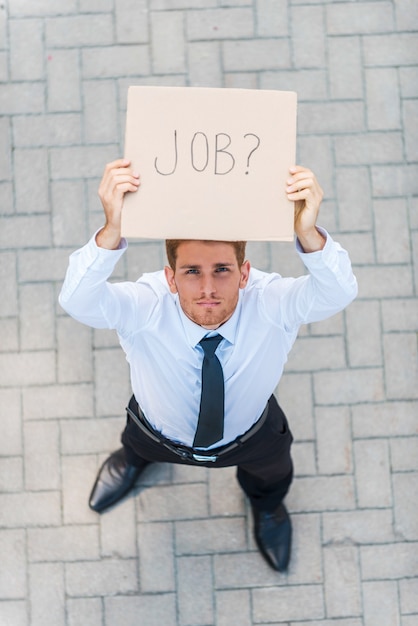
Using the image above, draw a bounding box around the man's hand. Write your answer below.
[96,159,140,249]
[286,165,325,253]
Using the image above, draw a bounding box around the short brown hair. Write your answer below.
[165,239,247,270]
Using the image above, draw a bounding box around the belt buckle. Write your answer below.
[192,453,218,463]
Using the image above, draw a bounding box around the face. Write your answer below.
[164,241,250,329]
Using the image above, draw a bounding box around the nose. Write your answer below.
[199,274,216,297]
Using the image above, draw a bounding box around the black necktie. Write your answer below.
[193,335,225,448]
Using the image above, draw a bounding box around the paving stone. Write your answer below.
[260,68,327,101]
[287,476,356,512]
[57,317,92,384]
[187,8,254,40]
[22,383,94,419]
[374,198,410,264]
[28,525,100,562]
[29,563,65,626]
[352,401,418,438]
[0,457,23,492]
[323,508,396,545]
[0,252,18,317]
[0,492,61,528]
[138,482,209,522]
[316,406,352,475]
[208,465,244,516]
[0,388,22,456]
[313,368,385,405]
[94,347,130,415]
[354,265,413,299]
[399,578,418,615]
[100,496,137,559]
[336,166,372,232]
[9,19,44,81]
[363,580,400,626]
[188,41,223,87]
[23,420,60,491]
[0,351,56,387]
[366,68,401,131]
[105,594,177,626]
[82,45,151,78]
[0,601,28,626]
[346,299,382,367]
[20,283,55,351]
[46,14,114,47]
[137,521,175,592]
[360,543,418,580]
[47,50,81,113]
[67,598,103,626]
[175,516,246,555]
[256,0,288,36]
[328,36,363,100]
[66,559,138,597]
[323,546,361,618]
[291,5,326,68]
[382,299,418,333]
[216,589,252,626]
[298,102,365,134]
[383,333,418,400]
[151,11,186,74]
[115,0,149,44]
[223,38,291,71]
[177,556,214,625]
[390,438,418,472]
[403,99,418,162]
[287,336,346,374]
[61,455,99,524]
[326,1,394,34]
[334,131,404,166]
[393,472,418,540]
[354,439,392,508]
[83,80,119,145]
[363,33,418,66]
[252,585,324,622]
[0,529,26,599]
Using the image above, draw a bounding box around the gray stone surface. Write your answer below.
[0,0,417,624]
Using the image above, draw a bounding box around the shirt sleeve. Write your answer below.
[263,228,358,330]
[58,231,157,333]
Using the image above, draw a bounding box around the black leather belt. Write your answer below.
[126,401,269,463]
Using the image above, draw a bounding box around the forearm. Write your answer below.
[295,226,326,253]
[96,224,122,250]
[59,233,126,329]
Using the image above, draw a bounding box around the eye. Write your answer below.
[185,268,199,275]
[215,266,230,273]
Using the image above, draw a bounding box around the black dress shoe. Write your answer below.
[89,448,148,513]
[252,503,292,572]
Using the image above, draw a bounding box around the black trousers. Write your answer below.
[121,394,294,512]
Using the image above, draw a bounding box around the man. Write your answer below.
[59,159,357,572]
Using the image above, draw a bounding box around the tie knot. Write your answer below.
[199,334,223,357]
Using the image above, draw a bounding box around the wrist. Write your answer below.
[96,224,122,250]
[296,227,326,253]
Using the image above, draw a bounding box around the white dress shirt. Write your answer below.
[59,228,357,449]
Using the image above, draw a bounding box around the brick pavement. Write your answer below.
[1,0,417,624]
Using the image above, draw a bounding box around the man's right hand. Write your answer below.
[96,159,140,249]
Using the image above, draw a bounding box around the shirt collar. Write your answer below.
[175,290,243,348]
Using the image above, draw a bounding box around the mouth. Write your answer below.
[196,300,221,308]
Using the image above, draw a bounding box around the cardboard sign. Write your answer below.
[122,86,297,241]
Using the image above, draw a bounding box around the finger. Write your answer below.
[286,176,313,194]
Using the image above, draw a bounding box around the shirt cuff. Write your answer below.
[78,229,127,272]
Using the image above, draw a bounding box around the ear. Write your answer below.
[239,260,251,289]
[164,266,178,294]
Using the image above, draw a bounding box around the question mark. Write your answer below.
[244,133,261,175]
